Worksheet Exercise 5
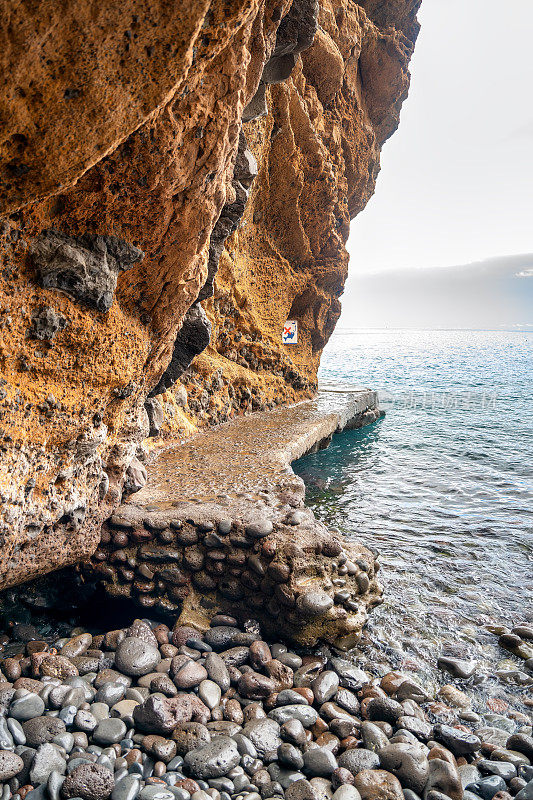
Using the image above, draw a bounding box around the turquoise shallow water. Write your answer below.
[294,329,533,705]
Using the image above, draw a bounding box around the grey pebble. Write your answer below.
[93,718,127,745]
[138,788,174,800]
[111,775,141,800]
[47,770,66,800]
[466,775,506,800]
[478,758,516,780]
[277,690,309,707]
[296,592,333,618]
[311,672,339,705]
[7,717,26,745]
[302,748,337,777]
[115,638,161,677]
[242,719,282,760]
[268,706,318,728]
[245,520,273,539]
[203,653,231,692]
[30,742,67,784]
[10,693,46,721]
[184,737,240,779]
[337,748,380,775]
[434,723,481,755]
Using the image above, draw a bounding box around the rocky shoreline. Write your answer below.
[0,613,531,800]
[0,391,532,800]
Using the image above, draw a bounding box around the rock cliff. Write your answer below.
[0,0,419,590]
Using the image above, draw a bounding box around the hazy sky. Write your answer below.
[341,0,533,328]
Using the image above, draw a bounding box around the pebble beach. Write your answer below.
[0,611,531,800]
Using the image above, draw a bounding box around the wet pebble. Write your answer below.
[115,638,161,677]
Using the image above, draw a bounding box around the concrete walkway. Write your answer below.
[92,388,383,646]
[134,387,381,506]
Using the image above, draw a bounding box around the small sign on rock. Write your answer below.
[283,320,298,343]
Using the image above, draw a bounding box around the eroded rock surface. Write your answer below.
[0,0,419,588]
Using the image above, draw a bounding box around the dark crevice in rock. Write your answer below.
[149,305,212,398]
[30,230,144,312]
[198,132,258,304]
[243,0,319,121]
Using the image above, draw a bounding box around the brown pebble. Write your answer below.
[160,643,178,659]
[224,698,244,724]
[359,697,374,718]
[143,735,177,764]
[26,641,48,656]
[13,677,43,692]
[152,625,170,645]
[104,630,126,650]
[261,541,277,559]
[359,686,386,701]
[243,702,266,723]
[33,653,78,679]
[175,780,200,795]
[173,660,208,689]
[264,659,293,691]
[428,746,456,765]
[380,672,406,696]
[294,687,314,704]
[238,671,276,700]
[341,736,361,750]
[264,693,278,710]
[172,626,201,648]
[61,633,93,659]
[72,732,89,749]
[3,658,21,681]
[316,732,341,754]
[124,749,143,765]
[19,657,31,674]
[249,641,272,669]
[311,718,329,737]
[17,787,33,800]
[332,768,355,789]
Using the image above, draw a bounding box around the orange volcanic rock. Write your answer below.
[173,0,419,433]
[0,0,419,589]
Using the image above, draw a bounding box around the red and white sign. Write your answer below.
[283,320,298,344]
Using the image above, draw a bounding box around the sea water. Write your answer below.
[294,329,533,705]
